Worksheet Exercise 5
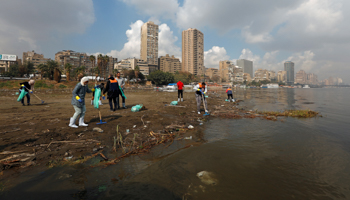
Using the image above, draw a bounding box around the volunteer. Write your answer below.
[177,80,184,102]
[19,80,35,106]
[193,82,208,114]
[103,74,120,111]
[116,72,127,109]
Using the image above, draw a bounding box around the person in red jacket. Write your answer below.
[177,81,184,102]
[226,87,235,102]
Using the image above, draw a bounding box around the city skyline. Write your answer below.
[0,0,349,82]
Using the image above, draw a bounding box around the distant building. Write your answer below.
[295,70,307,84]
[140,21,158,66]
[277,70,287,83]
[236,59,253,78]
[0,54,19,73]
[159,54,181,74]
[55,50,93,72]
[205,68,219,80]
[182,28,204,76]
[269,71,276,82]
[23,50,51,68]
[254,69,270,82]
[284,61,294,85]
[233,66,244,82]
[219,60,234,82]
[307,73,318,85]
[243,73,252,83]
[114,58,150,76]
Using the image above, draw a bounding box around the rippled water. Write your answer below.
[2,88,350,200]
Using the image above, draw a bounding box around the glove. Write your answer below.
[29,90,33,93]
[91,88,95,92]
[76,96,83,103]
[102,95,105,100]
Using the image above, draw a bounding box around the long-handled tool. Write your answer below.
[201,92,210,116]
[96,110,107,125]
[32,93,45,104]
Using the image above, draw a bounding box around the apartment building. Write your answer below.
[295,70,307,84]
[277,70,287,83]
[219,60,234,82]
[182,28,204,76]
[254,69,270,82]
[140,21,159,66]
[22,50,50,68]
[159,54,181,74]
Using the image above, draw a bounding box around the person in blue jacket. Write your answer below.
[69,77,92,128]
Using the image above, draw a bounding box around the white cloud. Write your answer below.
[204,46,230,68]
[158,24,181,59]
[105,20,144,59]
[0,0,95,57]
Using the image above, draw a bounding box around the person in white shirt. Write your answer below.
[193,82,208,114]
[116,72,127,109]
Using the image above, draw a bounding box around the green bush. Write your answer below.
[59,84,67,88]
[34,80,54,88]
[0,81,12,88]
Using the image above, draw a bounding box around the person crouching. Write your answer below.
[69,77,92,128]
[226,87,234,102]
[103,74,120,111]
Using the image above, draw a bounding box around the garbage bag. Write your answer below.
[170,101,178,105]
[17,89,28,102]
[131,104,143,112]
[94,87,101,109]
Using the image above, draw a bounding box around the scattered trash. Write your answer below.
[199,123,203,125]
[15,92,19,95]
[131,104,144,112]
[93,127,104,133]
[196,171,218,185]
[126,129,130,133]
[221,105,224,106]
[184,136,192,140]
[170,101,178,105]
[78,133,84,137]
[225,99,229,102]
[133,125,136,128]
[64,156,73,161]
[188,125,194,129]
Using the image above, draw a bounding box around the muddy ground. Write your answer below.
[1,87,254,178]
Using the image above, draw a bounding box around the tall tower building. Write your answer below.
[236,59,253,78]
[140,21,159,66]
[182,28,204,76]
[284,61,294,85]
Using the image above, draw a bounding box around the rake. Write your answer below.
[201,92,210,116]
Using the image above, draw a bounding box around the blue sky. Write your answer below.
[0,0,349,82]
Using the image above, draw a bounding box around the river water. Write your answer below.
[2,88,350,200]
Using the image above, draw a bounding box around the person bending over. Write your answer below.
[19,80,35,106]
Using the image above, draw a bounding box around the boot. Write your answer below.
[122,103,127,109]
[91,100,93,105]
[99,100,103,105]
[178,98,180,102]
[79,117,88,126]
[69,117,78,128]
[181,98,183,102]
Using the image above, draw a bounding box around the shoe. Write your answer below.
[181,98,183,102]
[198,112,201,114]
[99,100,103,105]
[27,103,31,106]
[122,103,127,109]
[205,110,209,113]
[69,117,78,128]
[79,117,88,126]
[110,109,114,112]
[91,100,93,105]
[178,98,180,102]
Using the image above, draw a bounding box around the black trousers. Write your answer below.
[109,97,117,110]
[227,94,233,100]
[178,90,183,98]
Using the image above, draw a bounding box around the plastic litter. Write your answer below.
[126,129,130,133]
[93,87,102,109]
[131,104,143,112]
[188,125,194,129]
[133,125,136,128]
[17,89,28,102]
[93,127,104,133]
[196,171,218,185]
[170,101,178,105]
[184,136,192,140]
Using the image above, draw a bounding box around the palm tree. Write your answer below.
[46,60,60,80]
[64,63,73,82]
[103,55,109,79]
[134,65,140,80]
[97,54,104,77]
[89,55,96,76]
[37,64,48,80]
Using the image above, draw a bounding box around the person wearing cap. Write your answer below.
[19,80,35,106]
[103,74,120,111]
[193,82,208,114]
[69,77,92,128]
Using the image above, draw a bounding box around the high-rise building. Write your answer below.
[140,21,159,66]
[219,60,234,82]
[236,59,253,78]
[23,50,51,68]
[159,54,181,74]
[182,28,204,76]
[205,68,219,80]
[269,71,276,81]
[295,70,307,84]
[277,70,287,83]
[307,73,318,85]
[284,61,294,85]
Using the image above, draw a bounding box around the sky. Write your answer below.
[0,0,349,82]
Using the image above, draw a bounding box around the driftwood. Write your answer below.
[0,150,28,155]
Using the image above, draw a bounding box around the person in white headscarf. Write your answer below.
[69,77,92,128]
[19,79,35,106]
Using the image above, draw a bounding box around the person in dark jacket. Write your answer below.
[19,80,35,106]
[69,77,92,128]
[226,87,234,102]
[103,74,120,111]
